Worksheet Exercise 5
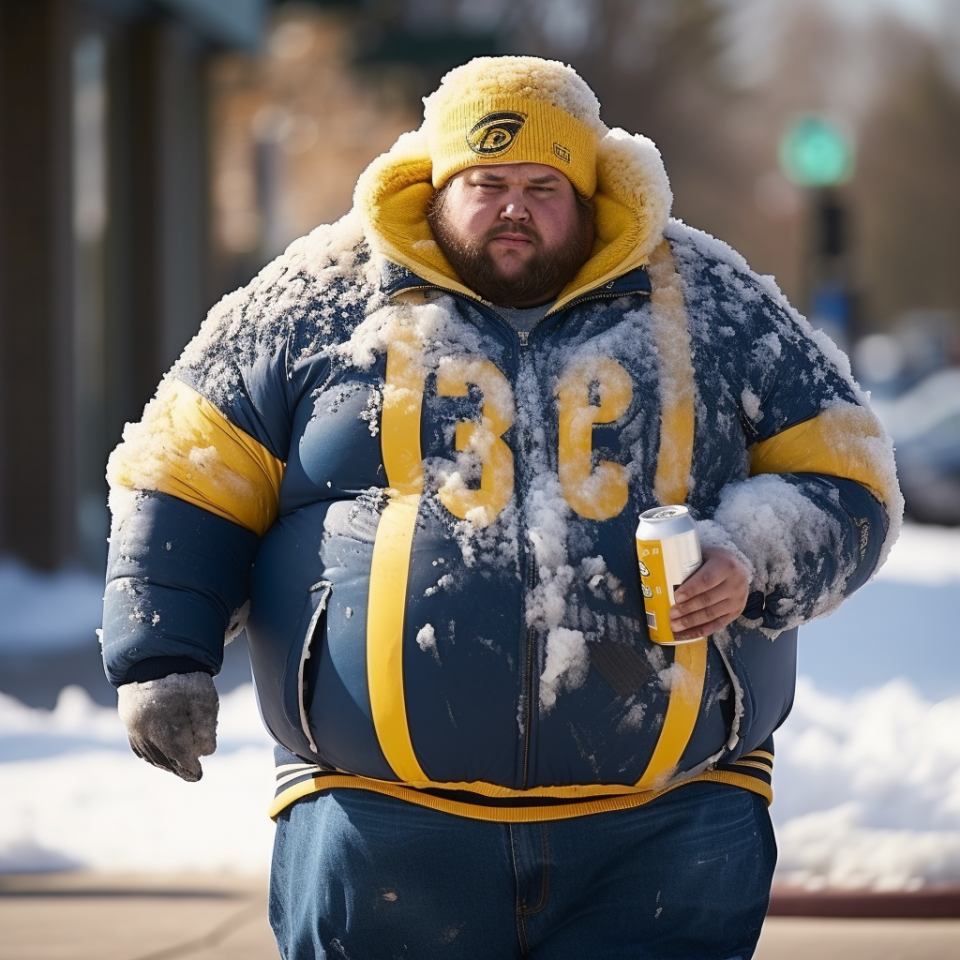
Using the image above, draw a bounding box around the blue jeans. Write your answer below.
[269,782,776,959]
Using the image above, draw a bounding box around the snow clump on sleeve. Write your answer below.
[711,474,851,631]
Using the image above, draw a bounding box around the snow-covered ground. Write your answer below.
[1,523,958,887]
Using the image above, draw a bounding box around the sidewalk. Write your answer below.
[756,916,960,960]
[0,872,278,960]
[757,887,960,960]
[2,871,959,960]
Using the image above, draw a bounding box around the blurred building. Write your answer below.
[0,0,268,571]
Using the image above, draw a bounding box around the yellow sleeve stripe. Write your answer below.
[749,402,897,509]
[107,379,284,536]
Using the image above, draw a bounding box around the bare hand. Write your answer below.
[668,546,751,641]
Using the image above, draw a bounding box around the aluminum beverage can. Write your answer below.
[635,505,704,645]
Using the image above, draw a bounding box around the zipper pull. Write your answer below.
[517,330,529,347]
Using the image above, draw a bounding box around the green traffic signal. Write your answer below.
[779,116,854,187]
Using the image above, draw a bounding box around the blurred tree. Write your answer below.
[854,20,960,333]
[208,3,422,290]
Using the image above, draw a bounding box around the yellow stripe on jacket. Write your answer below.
[268,765,774,823]
[367,322,429,782]
[749,402,897,510]
[647,238,696,508]
[107,378,284,536]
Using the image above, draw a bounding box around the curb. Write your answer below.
[768,886,960,919]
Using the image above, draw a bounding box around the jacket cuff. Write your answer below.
[118,656,215,686]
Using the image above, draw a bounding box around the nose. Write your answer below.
[500,192,530,222]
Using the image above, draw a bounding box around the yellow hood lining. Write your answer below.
[354,126,673,310]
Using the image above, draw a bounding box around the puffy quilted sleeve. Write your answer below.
[697,279,902,635]
[101,260,303,686]
[661,221,901,635]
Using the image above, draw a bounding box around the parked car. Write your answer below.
[871,368,960,525]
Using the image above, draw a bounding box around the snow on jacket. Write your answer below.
[101,123,901,822]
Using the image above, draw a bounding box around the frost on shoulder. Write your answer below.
[171,212,374,410]
[665,218,868,406]
[106,213,374,535]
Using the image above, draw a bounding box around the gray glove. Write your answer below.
[117,672,219,782]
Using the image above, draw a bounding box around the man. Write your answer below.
[102,57,901,958]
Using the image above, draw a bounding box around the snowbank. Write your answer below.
[0,684,275,875]
[873,523,960,585]
[774,677,960,890]
[1,677,959,887]
[0,559,103,650]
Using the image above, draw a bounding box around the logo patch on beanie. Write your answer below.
[466,112,526,156]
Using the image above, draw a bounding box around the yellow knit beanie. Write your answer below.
[423,56,605,197]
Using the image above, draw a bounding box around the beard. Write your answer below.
[427,189,594,308]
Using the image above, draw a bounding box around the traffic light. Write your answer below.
[780,115,858,345]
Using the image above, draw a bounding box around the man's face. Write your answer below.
[427,162,594,308]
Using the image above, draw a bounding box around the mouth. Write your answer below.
[488,227,538,250]
[492,236,532,248]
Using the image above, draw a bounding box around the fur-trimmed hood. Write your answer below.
[353,122,673,311]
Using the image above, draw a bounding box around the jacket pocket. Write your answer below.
[282,580,332,757]
[718,625,798,762]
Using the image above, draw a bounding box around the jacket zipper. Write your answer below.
[552,286,651,314]
[521,554,538,789]
[515,288,650,349]
[515,339,537,790]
